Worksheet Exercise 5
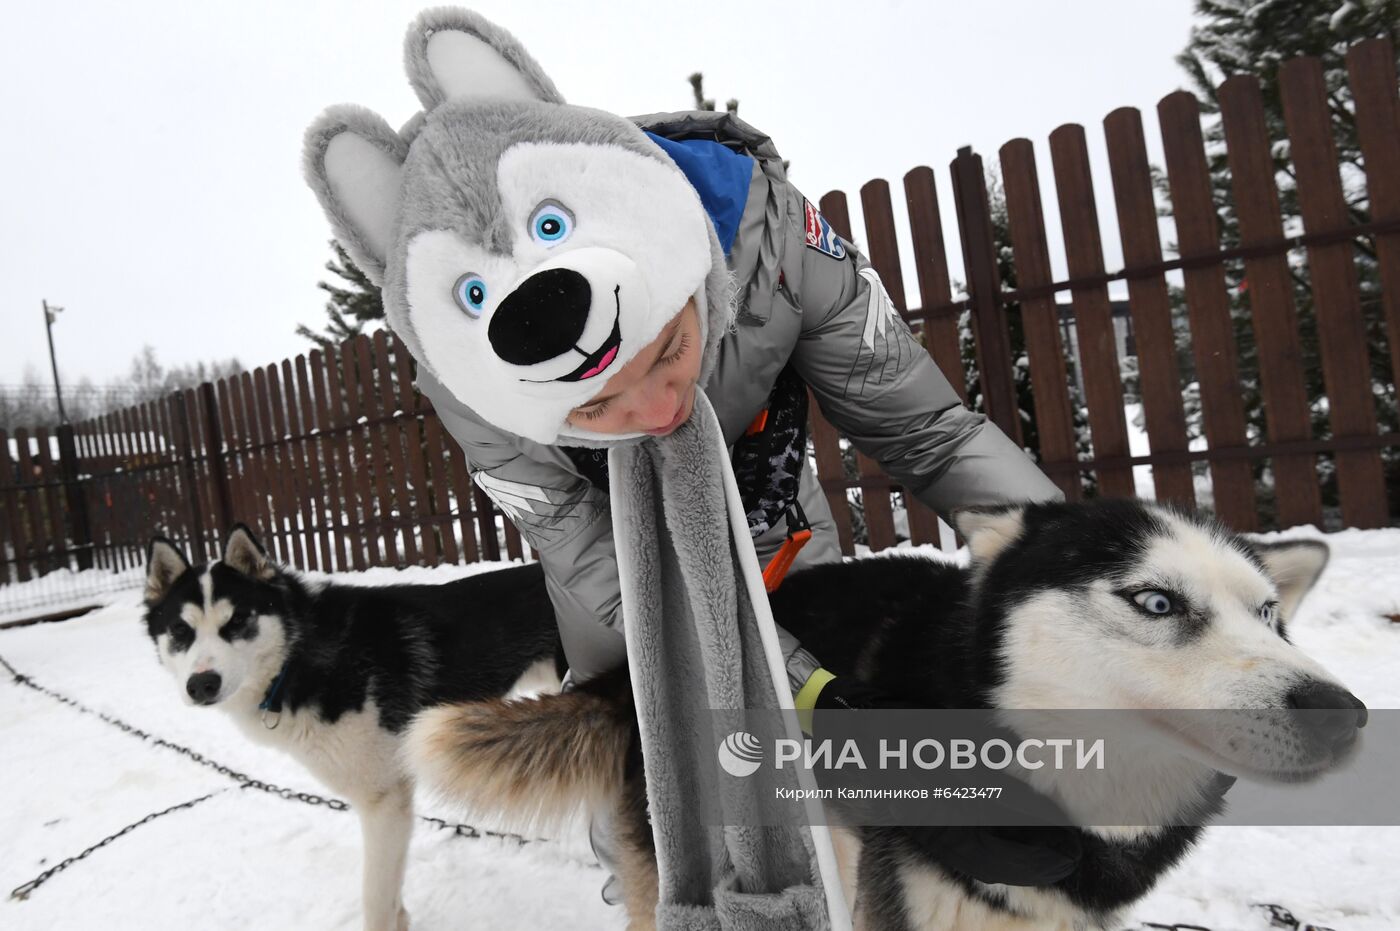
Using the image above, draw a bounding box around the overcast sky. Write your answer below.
[0,0,1197,389]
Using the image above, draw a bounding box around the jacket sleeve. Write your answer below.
[417,370,627,678]
[787,222,1063,514]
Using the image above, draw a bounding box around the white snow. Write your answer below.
[3,535,1399,930]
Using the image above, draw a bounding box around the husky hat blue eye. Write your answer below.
[529,200,573,245]
[453,274,488,317]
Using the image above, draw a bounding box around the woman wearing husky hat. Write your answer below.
[304,7,1075,927]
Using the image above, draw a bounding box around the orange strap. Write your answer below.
[762,528,812,593]
[745,408,770,437]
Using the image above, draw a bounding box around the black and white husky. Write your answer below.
[142,526,561,931]
[405,499,1368,931]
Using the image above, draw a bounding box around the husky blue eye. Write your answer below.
[529,200,573,246]
[1133,590,1175,615]
[1260,602,1279,625]
[453,274,488,318]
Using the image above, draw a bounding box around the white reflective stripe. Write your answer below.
[472,470,557,506]
[857,266,897,352]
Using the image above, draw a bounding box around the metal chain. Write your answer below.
[0,651,541,865]
[11,789,231,901]
[1126,903,1341,931]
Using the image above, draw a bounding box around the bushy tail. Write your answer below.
[404,673,633,833]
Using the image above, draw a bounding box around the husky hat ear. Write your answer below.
[402,7,565,109]
[952,504,1028,564]
[223,525,276,581]
[1251,539,1330,620]
[145,537,190,605]
[304,8,730,447]
[303,107,409,288]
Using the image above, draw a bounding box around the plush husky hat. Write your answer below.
[303,8,733,446]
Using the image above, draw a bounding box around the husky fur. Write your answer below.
[142,526,562,931]
[405,499,1368,930]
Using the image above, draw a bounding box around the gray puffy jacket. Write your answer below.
[417,110,1060,684]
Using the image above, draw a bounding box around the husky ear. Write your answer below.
[403,8,565,110]
[223,525,275,581]
[145,537,190,605]
[303,106,408,287]
[1251,539,1330,619]
[952,504,1028,564]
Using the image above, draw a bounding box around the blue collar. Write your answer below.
[259,665,289,715]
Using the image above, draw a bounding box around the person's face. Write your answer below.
[566,298,703,436]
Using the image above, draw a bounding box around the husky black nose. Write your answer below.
[186,671,222,705]
[489,268,591,366]
[1287,681,1367,746]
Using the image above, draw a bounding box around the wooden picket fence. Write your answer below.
[2,39,1399,590]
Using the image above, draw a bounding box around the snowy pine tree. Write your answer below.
[297,241,386,350]
[1162,0,1400,521]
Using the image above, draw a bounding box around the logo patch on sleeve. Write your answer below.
[803,199,847,259]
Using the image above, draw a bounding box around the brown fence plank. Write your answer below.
[431,406,479,562]
[247,369,288,563]
[392,337,437,565]
[98,413,125,570]
[952,148,1023,444]
[178,389,214,562]
[215,379,248,548]
[267,363,308,570]
[1349,39,1400,402]
[7,430,39,579]
[291,355,331,571]
[903,166,966,400]
[145,398,180,551]
[1103,107,1197,509]
[115,407,143,568]
[861,178,940,546]
[34,428,69,570]
[1280,56,1388,528]
[1218,75,1324,529]
[1158,90,1259,530]
[0,430,28,582]
[354,336,399,566]
[279,360,318,571]
[339,339,380,567]
[420,411,461,564]
[999,138,1082,501]
[1049,124,1136,499]
[311,349,355,571]
[261,366,302,566]
[233,374,275,555]
[224,375,257,551]
[94,415,122,571]
[373,330,418,565]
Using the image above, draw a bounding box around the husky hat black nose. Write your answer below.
[303,8,732,445]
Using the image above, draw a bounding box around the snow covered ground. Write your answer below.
[2,533,1398,931]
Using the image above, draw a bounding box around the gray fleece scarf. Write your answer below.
[610,390,837,929]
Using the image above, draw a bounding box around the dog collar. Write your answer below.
[259,665,289,729]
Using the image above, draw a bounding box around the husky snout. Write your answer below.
[490,267,592,365]
[1287,679,1368,747]
[186,670,223,705]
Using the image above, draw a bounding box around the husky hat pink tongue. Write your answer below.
[302,8,849,928]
